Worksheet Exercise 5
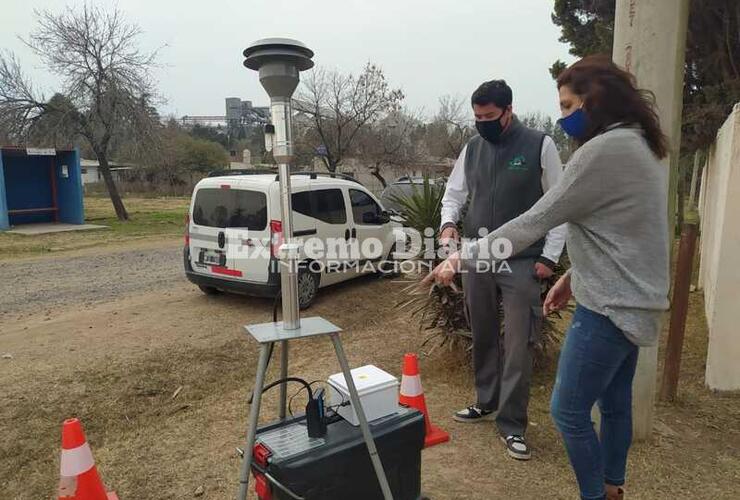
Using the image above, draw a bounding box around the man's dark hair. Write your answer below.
[471,80,513,108]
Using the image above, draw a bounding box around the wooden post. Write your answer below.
[660,221,699,401]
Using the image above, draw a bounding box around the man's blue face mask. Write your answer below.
[558,107,588,139]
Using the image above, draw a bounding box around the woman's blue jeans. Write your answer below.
[550,304,639,500]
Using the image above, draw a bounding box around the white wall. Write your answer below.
[698,103,740,391]
[81,166,101,185]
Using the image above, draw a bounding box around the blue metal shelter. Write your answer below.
[0,147,84,230]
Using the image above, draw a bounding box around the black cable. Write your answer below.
[260,377,313,400]
[247,376,313,405]
[272,291,281,323]
[288,380,325,417]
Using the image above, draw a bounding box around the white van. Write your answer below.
[184,172,404,308]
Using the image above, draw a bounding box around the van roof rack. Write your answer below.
[207,169,277,177]
[275,171,363,186]
[206,169,364,186]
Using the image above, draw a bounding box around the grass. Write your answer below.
[0,195,190,260]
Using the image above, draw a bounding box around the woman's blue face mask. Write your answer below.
[558,107,588,139]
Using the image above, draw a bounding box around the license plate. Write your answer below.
[199,249,224,266]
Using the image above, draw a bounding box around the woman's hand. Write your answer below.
[421,251,462,287]
[543,272,572,315]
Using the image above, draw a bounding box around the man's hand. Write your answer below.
[543,273,572,316]
[421,251,462,287]
[534,262,554,280]
[439,226,460,248]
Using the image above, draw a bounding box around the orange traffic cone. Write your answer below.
[399,353,450,448]
[58,418,118,500]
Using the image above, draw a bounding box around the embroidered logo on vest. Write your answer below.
[508,154,527,171]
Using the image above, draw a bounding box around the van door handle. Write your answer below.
[344,229,350,240]
[351,228,357,239]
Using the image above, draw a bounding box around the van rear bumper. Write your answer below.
[183,246,280,298]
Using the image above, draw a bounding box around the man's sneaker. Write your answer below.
[501,435,531,460]
[453,405,495,423]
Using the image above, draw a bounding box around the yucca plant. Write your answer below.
[389,175,471,352]
[387,176,445,237]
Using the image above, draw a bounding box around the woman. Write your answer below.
[426,55,670,500]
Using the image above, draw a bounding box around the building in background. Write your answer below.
[180,98,269,130]
[80,159,133,185]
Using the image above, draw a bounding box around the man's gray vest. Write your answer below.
[463,118,547,259]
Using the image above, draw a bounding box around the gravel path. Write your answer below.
[0,243,185,318]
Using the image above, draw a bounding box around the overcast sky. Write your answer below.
[1,0,576,120]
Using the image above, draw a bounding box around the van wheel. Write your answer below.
[297,269,319,310]
[198,285,221,296]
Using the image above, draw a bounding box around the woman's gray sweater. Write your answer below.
[467,125,670,346]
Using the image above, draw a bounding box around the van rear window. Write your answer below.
[193,188,267,230]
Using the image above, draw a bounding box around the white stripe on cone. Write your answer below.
[400,374,423,397]
[60,442,95,477]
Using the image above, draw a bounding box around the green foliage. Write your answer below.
[549,60,568,80]
[550,0,740,155]
[682,0,740,153]
[521,112,573,160]
[26,93,80,147]
[551,0,616,58]
[172,135,229,173]
[387,177,445,238]
[190,124,229,148]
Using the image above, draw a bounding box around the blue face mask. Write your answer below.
[558,107,588,139]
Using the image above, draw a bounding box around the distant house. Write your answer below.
[80,159,133,185]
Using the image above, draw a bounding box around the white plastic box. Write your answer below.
[327,365,400,426]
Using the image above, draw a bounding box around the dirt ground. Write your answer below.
[1,240,739,499]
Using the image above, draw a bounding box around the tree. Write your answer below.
[521,111,573,160]
[190,124,229,148]
[154,122,229,181]
[296,62,405,172]
[25,93,80,147]
[0,4,161,220]
[354,109,424,188]
[550,0,740,155]
[423,95,474,159]
[551,0,615,59]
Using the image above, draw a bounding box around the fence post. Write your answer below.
[660,221,699,401]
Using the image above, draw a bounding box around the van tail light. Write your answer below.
[270,220,283,258]
[184,213,190,246]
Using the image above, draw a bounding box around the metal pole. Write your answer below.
[329,333,393,500]
[660,221,699,401]
[272,97,300,330]
[237,343,272,500]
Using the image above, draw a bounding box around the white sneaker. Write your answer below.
[501,435,531,460]
[453,404,495,423]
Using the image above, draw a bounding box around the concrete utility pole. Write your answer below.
[612,0,690,440]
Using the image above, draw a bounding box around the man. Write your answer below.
[440,80,566,460]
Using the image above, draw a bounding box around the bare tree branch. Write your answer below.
[0,3,163,220]
[296,62,404,172]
